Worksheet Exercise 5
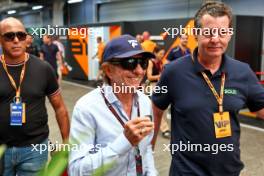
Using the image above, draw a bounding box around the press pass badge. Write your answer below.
[10,102,23,126]
[22,103,26,123]
[213,111,232,138]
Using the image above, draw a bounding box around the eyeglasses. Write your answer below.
[1,32,27,42]
[110,57,149,70]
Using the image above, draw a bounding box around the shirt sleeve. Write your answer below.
[151,66,171,110]
[68,105,133,176]
[34,46,40,57]
[40,45,44,53]
[45,62,59,96]
[246,65,264,112]
[54,45,59,53]
[187,48,191,54]
[167,49,174,61]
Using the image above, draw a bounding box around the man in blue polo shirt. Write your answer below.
[40,35,62,79]
[152,1,264,176]
[166,34,191,62]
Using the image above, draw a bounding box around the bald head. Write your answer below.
[0,17,27,61]
[0,17,25,35]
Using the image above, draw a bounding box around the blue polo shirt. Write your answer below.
[152,48,264,176]
[167,46,191,61]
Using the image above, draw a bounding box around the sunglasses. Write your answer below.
[110,57,149,70]
[2,32,27,42]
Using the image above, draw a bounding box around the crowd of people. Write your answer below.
[0,1,264,176]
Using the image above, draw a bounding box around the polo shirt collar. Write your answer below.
[192,47,227,76]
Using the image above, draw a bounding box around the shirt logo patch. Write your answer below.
[128,40,138,48]
[224,88,237,95]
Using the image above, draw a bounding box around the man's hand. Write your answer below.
[124,117,154,146]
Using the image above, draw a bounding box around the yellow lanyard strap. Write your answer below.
[201,72,225,113]
[1,54,27,103]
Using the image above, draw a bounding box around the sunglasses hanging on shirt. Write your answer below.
[110,57,149,71]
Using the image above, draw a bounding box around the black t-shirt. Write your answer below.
[0,55,59,146]
[26,44,40,57]
[40,43,59,71]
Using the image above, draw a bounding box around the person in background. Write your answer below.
[40,35,63,80]
[53,35,66,82]
[146,46,171,139]
[167,33,191,62]
[25,34,39,57]
[92,36,105,64]
[53,36,65,59]
[141,31,157,53]
[136,34,143,44]
[92,36,105,81]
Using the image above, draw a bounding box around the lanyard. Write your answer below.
[1,54,28,103]
[201,72,225,113]
[100,88,140,124]
[100,88,143,176]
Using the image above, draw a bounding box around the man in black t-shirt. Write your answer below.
[0,17,70,176]
[40,35,62,78]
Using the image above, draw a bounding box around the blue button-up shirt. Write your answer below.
[69,85,157,176]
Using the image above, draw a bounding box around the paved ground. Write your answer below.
[47,81,264,176]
